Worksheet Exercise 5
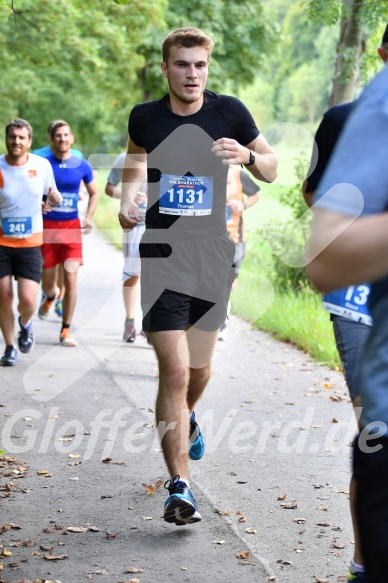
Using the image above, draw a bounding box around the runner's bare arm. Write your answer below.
[82,179,99,233]
[212,134,277,183]
[119,138,147,231]
[306,207,388,292]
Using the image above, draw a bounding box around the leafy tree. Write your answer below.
[305,0,388,105]
[0,0,163,151]
[134,0,277,101]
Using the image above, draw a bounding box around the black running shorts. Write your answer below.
[0,245,42,283]
[140,226,235,332]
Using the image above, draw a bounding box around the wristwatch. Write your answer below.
[245,150,255,167]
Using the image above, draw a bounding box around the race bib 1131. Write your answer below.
[159,174,213,216]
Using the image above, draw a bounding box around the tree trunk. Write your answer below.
[328,0,366,106]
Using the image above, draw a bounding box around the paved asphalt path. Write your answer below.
[0,229,357,583]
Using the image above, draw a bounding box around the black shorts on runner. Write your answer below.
[140,226,235,332]
[0,245,43,283]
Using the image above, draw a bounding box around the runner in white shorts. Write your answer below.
[105,152,147,342]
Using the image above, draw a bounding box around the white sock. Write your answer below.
[350,558,365,573]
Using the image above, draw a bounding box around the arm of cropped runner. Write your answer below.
[306,207,388,292]
[119,138,147,231]
[105,182,121,199]
[82,179,98,233]
[211,134,277,183]
[244,192,260,209]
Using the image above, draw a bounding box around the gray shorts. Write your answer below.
[140,226,235,332]
[332,314,371,401]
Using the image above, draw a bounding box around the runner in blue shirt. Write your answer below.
[38,121,98,347]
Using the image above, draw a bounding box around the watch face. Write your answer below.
[249,152,255,165]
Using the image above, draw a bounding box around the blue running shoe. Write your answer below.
[347,570,367,582]
[0,345,18,366]
[189,411,205,460]
[55,299,63,317]
[18,317,35,354]
[164,475,201,525]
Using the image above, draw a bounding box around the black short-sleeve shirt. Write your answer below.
[305,101,357,193]
[128,90,260,231]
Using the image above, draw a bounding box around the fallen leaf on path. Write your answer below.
[37,470,50,475]
[332,418,338,423]
[67,526,88,532]
[142,480,164,495]
[314,578,329,583]
[236,551,250,560]
[316,522,331,527]
[331,542,345,549]
[86,569,109,578]
[102,457,126,465]
[236,480,248,484]
[281,500,297,509]
[106,531,116,539]
[277,494,286,500]
[245,528,256,534]
[1,549,12,556]
[68,454,80,459]
[212,540,225,545]
[277,559,292,565]
[43,554,68,560]
[125,567,144,573]
[330,395,342,402]
[293,518,306,524]
[142,516,153,521]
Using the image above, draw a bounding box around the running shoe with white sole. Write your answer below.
[0,345,18,366]
[59,329,78,347]
[164,475,201,525]
[39,287,60,320]
[189,411,205,460]
[17,317,35,354]
[123,319,136,342]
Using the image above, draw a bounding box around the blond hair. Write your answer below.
[162,27,214,63]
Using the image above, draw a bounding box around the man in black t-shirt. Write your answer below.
[119,26,278,526]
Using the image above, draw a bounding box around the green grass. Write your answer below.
[232,269,340,368]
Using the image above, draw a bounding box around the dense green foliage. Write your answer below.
[0,0,386,153]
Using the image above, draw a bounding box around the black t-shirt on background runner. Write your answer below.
[128,90,260,231]
[305,101,358,193]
